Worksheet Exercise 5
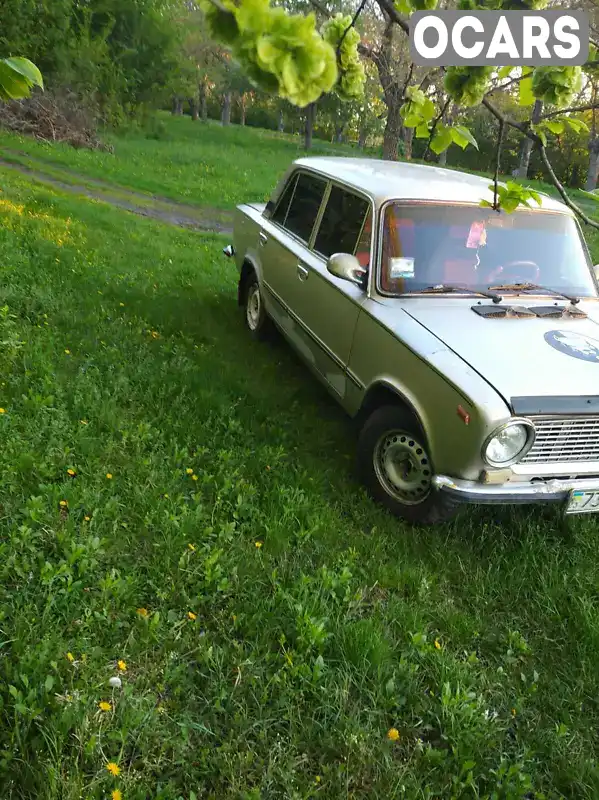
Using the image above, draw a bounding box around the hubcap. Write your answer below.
[373,430,432,505]
[246,284,261,331]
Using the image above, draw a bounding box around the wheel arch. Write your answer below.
[355,381,427,440]
[238,256,260,307]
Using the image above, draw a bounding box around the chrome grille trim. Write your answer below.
[522,416,599,464]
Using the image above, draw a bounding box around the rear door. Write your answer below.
[258,170,328,357]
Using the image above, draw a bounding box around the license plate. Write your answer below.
[566,490,599,515]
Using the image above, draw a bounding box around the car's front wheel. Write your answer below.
[242,273,273,340]
[357,405,460,526]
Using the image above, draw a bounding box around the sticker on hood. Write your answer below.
[544,330,599,363]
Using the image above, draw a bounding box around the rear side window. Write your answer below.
[314,185,370,258]
[283,172,327,243]
[271,174,298,227]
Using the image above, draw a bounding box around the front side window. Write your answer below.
[378,203,598,299]
[282,172,327,243]
[314,185,371,261]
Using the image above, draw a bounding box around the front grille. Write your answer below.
[522,417,599,463]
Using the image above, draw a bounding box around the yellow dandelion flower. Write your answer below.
[255,541,263,549]
[64,349,70,355]
[99,701,112,712]
[387,727,400,741]
[66,652,74,662]
[84,515,91,522]
[191,474,198,481]
[136,607,148,617]
[151,331,159,339]
[59,500,68,507]
[112,790,123,800]
[187,543,196,551]
[186,468,193,475]
[117,660,127,672]
[119,302,125,307]
[434,638,442,650]
[106,473,113,480]
[188,611,197,621]
[105,761,120,776]
[67,469,76,476]
[0,408,5,414]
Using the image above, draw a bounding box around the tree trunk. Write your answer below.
[240,94,246,126]
[334,122,344,143]
[190,97,199,121]
[402,125,414,160]
[358,126,367,148]
[382,102,402,160]
[586,136,599,191]
[221,92,232,126]
[438,149,447,166]
[171,95,183,115]
[516,99,543,178]
[278,109,284,132]
[200,82,208,121]
[304,102,316,150]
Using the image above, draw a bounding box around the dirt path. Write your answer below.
[0,152,234,235]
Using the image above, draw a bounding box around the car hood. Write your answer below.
[401,298,599,410]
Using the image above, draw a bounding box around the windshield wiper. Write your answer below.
[414,284,503,303]
[487,282,580,305]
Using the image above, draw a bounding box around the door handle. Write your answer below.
[297,264,309,281]
[259,231,268,247]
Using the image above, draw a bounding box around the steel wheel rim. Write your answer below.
[373,429,432,505]
[247,284,261,331]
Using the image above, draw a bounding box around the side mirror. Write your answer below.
[327,253,367,287]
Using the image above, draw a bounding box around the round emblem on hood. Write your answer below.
[544,330,599,363]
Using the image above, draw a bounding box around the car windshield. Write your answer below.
[378,203,598,299]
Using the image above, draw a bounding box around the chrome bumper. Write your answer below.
[433,474,599,504]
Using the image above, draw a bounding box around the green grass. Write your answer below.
[0,114,362,210]
[1,119,599,798]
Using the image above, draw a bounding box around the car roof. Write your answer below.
[292,155,570,215]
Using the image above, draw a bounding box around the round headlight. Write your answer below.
[483,422,534,467]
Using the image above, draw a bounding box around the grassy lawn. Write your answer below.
[1,119,599,799]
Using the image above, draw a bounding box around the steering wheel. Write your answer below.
[487,260,541,286]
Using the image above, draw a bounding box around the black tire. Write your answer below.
[242,272,273,341]
[356,405,461,526]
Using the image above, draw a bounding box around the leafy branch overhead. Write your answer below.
[198,0,365,107]
[200,0,599,223]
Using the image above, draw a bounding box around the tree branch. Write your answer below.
[423,96,450,161]
[337,0,368,58]
[538,146,599,229]
[373,0,409,35]
[541,103,599,121]
[493,117,504,212]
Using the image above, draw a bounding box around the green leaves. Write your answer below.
[532,115,589,146]
[427,124,479,155]
[0,57,43,101]
[444,66,493,108]
[481,181,542,214]
[400,86,436,130]
[200,0,343,108]
[322,13,366,102]
[430,124,453,155]
[518,74,534,106]
[531,66,583,108]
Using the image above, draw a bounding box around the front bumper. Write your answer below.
[433,474,599,505]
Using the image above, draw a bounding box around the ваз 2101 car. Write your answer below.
[223,156,599,526]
